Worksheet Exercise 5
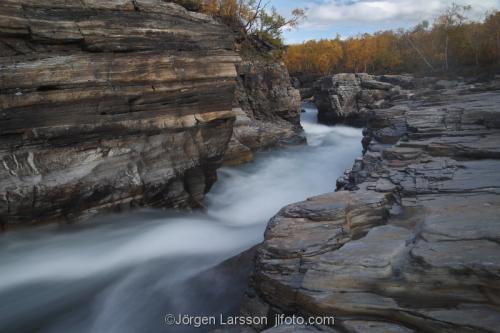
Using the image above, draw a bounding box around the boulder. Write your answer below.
[313,73,408,126]
[313,74,363,125]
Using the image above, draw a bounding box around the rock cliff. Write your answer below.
[224,60,304,165]
[0,0,240,226]
[243,79,500,332]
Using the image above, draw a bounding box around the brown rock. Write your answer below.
[0,0,240,226]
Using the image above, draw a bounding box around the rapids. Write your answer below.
[0,104,362,333]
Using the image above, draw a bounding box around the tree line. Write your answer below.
[285,5,500,77]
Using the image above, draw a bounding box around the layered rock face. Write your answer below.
[244,80,500,332]
[224,60,304,165]
[0,0,240,226]
[313,73,424,126]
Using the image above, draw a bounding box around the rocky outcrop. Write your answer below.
[224,60,304,165]
[313,73,406,126]
[0,0,240,227]
[243,80,500,332]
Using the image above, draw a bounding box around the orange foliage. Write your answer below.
[285,8,500,76]
[285,39,343,75]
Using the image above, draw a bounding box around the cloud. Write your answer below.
[303,0,499,29]
[275,0,499,42]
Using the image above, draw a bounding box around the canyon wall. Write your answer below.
[243,78,500,332]
[0,0,240,226]
[224,60,304,165]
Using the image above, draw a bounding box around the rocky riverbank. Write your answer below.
[240,77,500,332]
[0,0,302,227]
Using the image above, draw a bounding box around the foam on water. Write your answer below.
[0,104,363,333]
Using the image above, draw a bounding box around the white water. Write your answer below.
[0,104,362,333]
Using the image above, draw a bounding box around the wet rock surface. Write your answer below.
[0,0,240,226]
[244,79,500,332]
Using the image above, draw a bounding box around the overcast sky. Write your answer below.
[271,0,499,44]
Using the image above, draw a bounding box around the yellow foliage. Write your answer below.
[285,8,499,76]
[285,39,343,75]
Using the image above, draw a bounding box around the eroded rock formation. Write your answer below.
[244,79,500,332]
[313,74,427,126]
[0,0,240,226]
[224,60,304,165]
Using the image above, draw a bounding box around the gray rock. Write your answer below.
[378,74,416,89]
[313,73,409,126]
[361,80,394,91]
[224,60,305,165]
[244,81,500,333]
[313,74,362,125]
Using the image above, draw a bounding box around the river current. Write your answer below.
[0,104,362,333]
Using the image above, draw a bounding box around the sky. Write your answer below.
[271,0,500,44]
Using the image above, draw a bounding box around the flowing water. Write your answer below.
[0,104,362,333]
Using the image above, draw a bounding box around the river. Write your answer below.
[0,104,362,333]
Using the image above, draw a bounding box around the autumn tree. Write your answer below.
[483,11,500,64]
[238,1,306,47]
[170,0,305,49]
[285,39,343,75]
[434,3,471,71]
[284,5,499,78]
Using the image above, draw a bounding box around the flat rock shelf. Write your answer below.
[242,79,500,333]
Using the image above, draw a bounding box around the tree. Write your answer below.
[405,21,435,71]
[283,6,499,77]
[285,39,343,75]
[170,1,306,49]
[241,1,306,46]
[434,3,471,71]
[483,11,500,64]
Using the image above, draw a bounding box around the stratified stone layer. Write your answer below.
[224,60,304,166]
[313,73,440,126]
[0,0,240,226]
[245,79,500,333]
